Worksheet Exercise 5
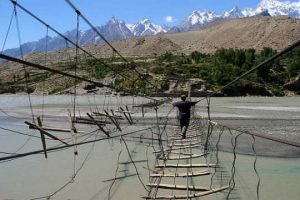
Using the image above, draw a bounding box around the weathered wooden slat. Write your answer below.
[155,164,216,169]
[73,117,110,124]
[102,173,137,182]
[169,141,201,147]
[172,138,199,143]
[111,109,121,129]
[92,111,123,119]
[28,126,70,133]
[150,170,210,177]
[146,183,210,191]
[25,121,69,145]
[37,117,47,158]
[125,105,133,123]
[154,145,202,153]
[120,107,133,125]
[104,110,122,131]
[169,135,200,140]
[170,152,197,156]
[87,113,110,137]
[141,185,229,199]
[159,153,205,160]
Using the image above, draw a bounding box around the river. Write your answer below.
[0,95,299,200]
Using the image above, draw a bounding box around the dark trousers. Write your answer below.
[180,118,190,138]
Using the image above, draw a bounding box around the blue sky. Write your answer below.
[0,0,297,49]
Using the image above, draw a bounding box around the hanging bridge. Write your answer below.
[0,0,300,199]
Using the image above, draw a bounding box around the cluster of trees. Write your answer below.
[150,46,300,95]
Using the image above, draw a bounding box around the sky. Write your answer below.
[0,0,298,50]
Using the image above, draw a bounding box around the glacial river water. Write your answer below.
[0,95,299,200]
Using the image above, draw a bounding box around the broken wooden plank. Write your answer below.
[150,170,210,178]
[169,141,201,147]
[102,173,137,182]
[92,111,123,120]
[158,153,206,160]
[146,183,210,191]
[37,117,47,158]
[25,121,69,145]
[169,152,195,156]
[28,126,71,133]
[141,185,229,199]
[153,145,202,153]
[155,164,216,169]
[125,105,133,123]
[87,113,110,137]
[111,109,121,129]
[104,110,122,131]
[171,138,199,143]
[73,117,109,125]
[120,107,133,125]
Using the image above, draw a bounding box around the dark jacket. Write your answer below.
[172,100,197,120]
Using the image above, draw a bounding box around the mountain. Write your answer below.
[179,11,219,31]
[2,0,300,58]
[7,16,299,62]
[180,0,300,31]
[242,0,300,18]
[223,6,244,19]
[126,19,167,36]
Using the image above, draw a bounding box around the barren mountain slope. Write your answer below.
[83,16,300,56]
[163,16,300,54]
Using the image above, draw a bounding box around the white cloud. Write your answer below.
[164,16,176,23]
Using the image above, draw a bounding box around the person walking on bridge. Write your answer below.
[172,95,199,139]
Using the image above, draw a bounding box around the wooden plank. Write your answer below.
[125,105,133,123]
[171,138,198,143]
[141,185,229,199]
[104,110,122,131]
[68,110,78,155]
[37,117,47,158]
[155,164,216,169]
[92,111,123,119]
[111,109,121,129]
[25,121,69,145]
[87,113,110,137]
[73,117,110,124]
[169,135,199,140]
[154,145,202,153]
[86,113,110,137]
[170,152,195,156]
[146,183,210,191]
[169,141,201,147]
[73,120,107,125]
[158,153,206,160]
[102,173,137,182]
[150,170,210,178]
[120,107,133,125]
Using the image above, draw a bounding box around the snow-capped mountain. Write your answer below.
[126,19,167,36]
[179,10,219,31]
[180,0,300,31]
[223,6,244,19]
[2,0,300,58]
[241,0,300,18]
[1,17,166,57]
